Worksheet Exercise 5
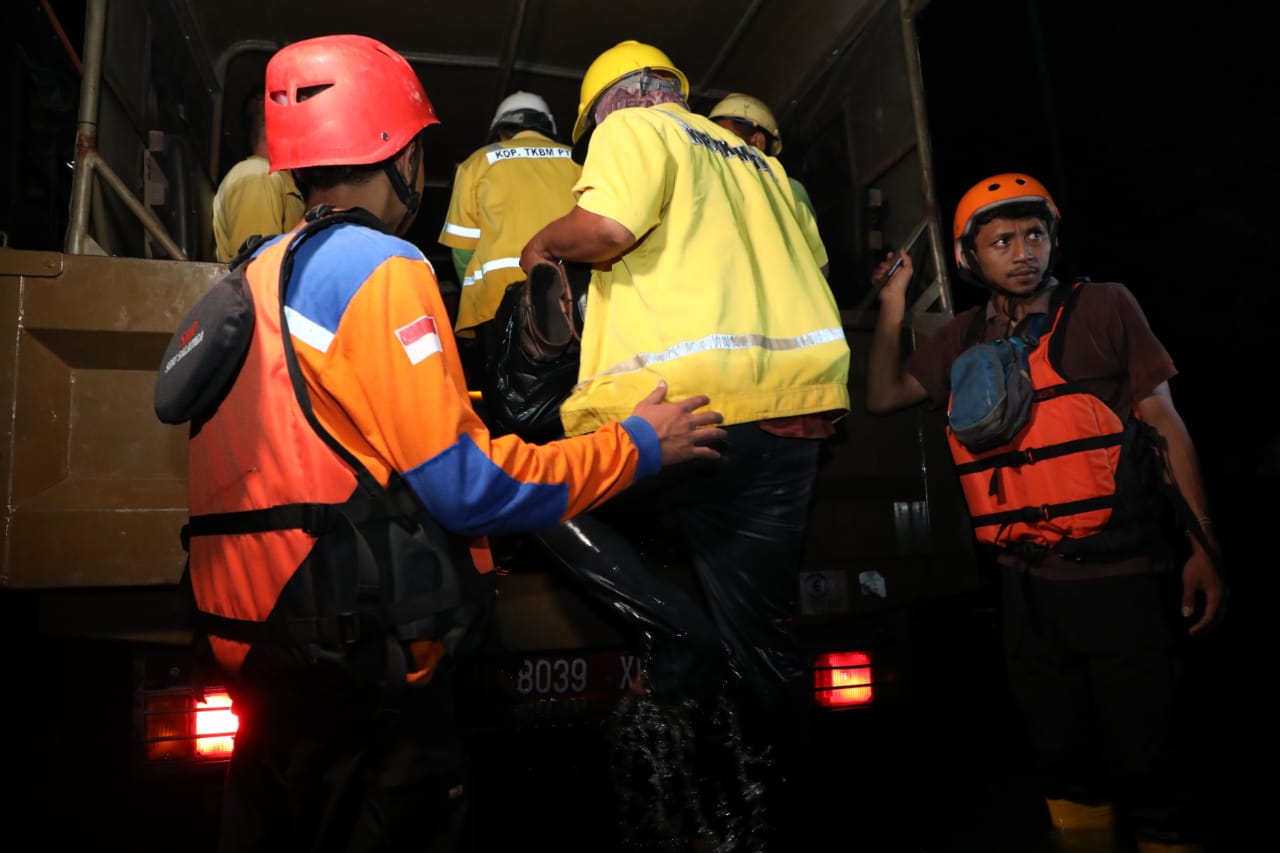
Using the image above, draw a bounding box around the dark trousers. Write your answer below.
[216,667,469,853]
[1000,568,1200,842]
[532,422,822,848]
[536,421,821,721]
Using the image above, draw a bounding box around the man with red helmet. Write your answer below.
[185,34,725,852]
[866,172,1226,853]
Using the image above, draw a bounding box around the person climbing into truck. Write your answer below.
[519,38,850,850]
[707,92,818,227]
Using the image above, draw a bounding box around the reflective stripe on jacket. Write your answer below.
[438,129,581,332]
[560,104,849,433]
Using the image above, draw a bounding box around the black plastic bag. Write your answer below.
[480,272,583,444]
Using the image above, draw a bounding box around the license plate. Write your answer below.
[491,651,642,702]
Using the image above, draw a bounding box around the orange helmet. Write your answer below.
[265,34,439,171]
[952,173,1060,269]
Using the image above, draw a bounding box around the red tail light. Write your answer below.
[143,687,238,762]
[812,651,874,709]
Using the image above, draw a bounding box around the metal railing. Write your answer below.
[64,0,186,260]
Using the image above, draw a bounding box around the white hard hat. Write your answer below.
[490,91,557,137]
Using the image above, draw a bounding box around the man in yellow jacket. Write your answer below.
[211,87,305,262]
[708,91,819,227]
[521,39,850,850]
[438,91,581,383]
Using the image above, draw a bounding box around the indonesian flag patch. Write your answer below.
[395,315,442,365]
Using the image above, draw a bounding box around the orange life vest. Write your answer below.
[946,281,1169,561]
[184,211,489,690]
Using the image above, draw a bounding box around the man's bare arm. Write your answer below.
[865,250,929,414]
[1137,384,1227,635]
[521,206,636,274]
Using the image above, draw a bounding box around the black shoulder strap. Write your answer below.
[228,234,273,270]
[277,207,392,496]
[1046,278,1089,373]
[301,203,388,232]
[967,279,1077,349]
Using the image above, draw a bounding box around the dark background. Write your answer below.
[919,2,1275,590]
[918,1,1277,550]
[914,2,1273,843]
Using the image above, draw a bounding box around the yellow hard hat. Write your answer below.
[708,93,782,155]
[573,40,689,143]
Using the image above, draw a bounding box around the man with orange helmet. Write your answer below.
[866,172,1225,853]
[184,34,725,853]
[520,39,849,849]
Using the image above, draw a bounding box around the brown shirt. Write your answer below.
[906,279,1178,579]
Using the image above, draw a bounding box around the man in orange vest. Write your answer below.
[183,34,725,853]
[866,172,1225,853]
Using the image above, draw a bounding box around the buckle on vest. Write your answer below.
[300,504,332,536]
[336,611,362,645]
[1017,505,1052,523]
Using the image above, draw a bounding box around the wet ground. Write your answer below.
[464,705,1054,853]
[462,620,1253,853]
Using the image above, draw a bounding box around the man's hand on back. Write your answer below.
[630,381,726,465]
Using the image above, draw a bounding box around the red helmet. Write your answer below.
[265,34,439,171]
[952,173,1060,269]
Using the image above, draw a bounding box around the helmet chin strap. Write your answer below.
[382,148,422,235]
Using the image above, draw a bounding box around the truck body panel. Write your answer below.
[3,2,1001,847]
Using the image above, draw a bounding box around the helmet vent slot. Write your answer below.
[296,84,333,104]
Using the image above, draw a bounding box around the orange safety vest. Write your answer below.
[184,211,490,689]
[946,281,1169,560]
